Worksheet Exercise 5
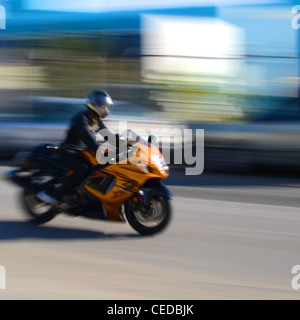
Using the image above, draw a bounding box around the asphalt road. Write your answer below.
[0,166,300,300]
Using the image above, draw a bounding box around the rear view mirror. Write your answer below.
[148,135,157,144]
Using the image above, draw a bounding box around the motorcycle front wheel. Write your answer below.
[125,191,172,236]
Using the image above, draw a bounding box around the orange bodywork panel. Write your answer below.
[80,142,168,222]
[80,150,98,167]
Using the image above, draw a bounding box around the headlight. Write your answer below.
[151,155,169,173]
[162,163,169,172]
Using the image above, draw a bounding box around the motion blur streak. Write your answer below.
[0,1,298,170]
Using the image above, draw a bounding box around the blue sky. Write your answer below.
[25,0,289,12]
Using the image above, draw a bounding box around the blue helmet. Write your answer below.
[85,90,114,119]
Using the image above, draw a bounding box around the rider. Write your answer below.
[37,90,116,206]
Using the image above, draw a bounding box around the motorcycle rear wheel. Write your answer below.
[20,189,58,224]
[125,191,172,236]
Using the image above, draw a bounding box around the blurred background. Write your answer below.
[0,0,299,174]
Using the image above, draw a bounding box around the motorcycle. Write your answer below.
[5,130,172,236]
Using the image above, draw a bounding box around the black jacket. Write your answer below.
[62,110,115,153]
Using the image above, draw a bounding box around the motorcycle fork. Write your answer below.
[131,190,152,214]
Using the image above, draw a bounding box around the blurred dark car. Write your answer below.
[0,96,181,160]
[2,95,299,172]
[190,97,300,172]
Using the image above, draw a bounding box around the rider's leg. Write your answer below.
[51,151,90,202]
[37,151,90,204]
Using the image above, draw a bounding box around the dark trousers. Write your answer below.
[51,150,90,201]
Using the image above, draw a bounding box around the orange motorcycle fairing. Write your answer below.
[84,163,162,222]
[80,138,169,222]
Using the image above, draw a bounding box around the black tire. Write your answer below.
[20,189,58,224]
[125,191,172,236]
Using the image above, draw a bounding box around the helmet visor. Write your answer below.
[100,103,110,117]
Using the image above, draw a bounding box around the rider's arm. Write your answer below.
[76,114,100,152]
